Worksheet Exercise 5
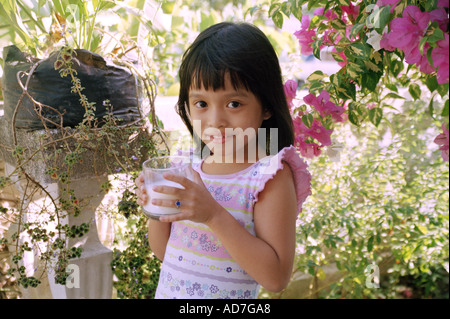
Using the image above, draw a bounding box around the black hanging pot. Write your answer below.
[2,45,144,129]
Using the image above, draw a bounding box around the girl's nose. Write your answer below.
[207,107,227,129]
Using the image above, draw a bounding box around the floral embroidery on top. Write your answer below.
[157,269,257,299]
[208,185,233,202]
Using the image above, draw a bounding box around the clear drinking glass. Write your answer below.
[142,155,192,220]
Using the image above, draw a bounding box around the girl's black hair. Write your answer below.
[176,22,294,154]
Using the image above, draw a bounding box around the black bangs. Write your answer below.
[190,67,250,92]
[187,46,251,92]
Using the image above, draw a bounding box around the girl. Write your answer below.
[136,22,311,299]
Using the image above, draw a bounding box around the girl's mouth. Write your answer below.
[208,134,233,144]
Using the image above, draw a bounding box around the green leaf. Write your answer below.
[312,38,323,60]
[426,46,434,68]
[289,0,303,20]
[367,236,374,252]
[302,113,314,128]
[272,11,284,29]
[408,83,421,100]
[348,103,360,126]
[364,60,382,73]
[269,3,284,28]
[385,83,398,92]
[390,59,404,78]
[442,99,449,116]
[307,70,327,82]
[281,1,292,16]
[309,81,326,94]
[383,92,405,100]
[419,36,428,55]
[331,52,345,62]
[347,62,364,80]
[427,23,445,43]
[428,94,435,119]
[369,108,383,127]
[350,23,365,39]
[437,82,449,98]
[425,74,439,92]
[246,5,261,17]
[330,18,347,30]
[374,5,392,34]
[337,77,356,100]
[362,71,381,92]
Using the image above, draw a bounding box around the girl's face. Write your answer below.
[188,74,271,163]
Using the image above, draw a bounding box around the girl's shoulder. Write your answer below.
[253,146,312,213]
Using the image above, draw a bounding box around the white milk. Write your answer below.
[143,180,184,218]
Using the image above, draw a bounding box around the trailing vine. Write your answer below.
[0,44,168,297]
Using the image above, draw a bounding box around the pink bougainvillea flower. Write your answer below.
[294,15,316,56]
[385,5,430,49]
[314,7,339,21]
[434,123,449,161]
[306,119,333,146]
[341,2,360,21]
[430,8,449,32]
[431,33,449,84]
[304,90,345,122]
[437,0,449,8]
[297,138,322,158]
[292,116,322,158]
[284,79,298,110]
[292,115,309,140]
[380,5,442,75]
[404,41,435,74]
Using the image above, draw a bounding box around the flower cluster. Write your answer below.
[380,3,449,84]
[285,80,345,159]
[289,0,449,162]
[293,5,360,65]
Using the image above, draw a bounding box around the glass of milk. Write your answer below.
[142,155,192,220]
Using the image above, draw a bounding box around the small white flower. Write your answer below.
[366,29,384,51]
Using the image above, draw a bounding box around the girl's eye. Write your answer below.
[194,101,207,108]
[227,101,240,109]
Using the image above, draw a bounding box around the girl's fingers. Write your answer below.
[137,191,148,206]
[162,166,203,188]
[151,197,191,209]
[159,213,187,223]
[152,184,183,196]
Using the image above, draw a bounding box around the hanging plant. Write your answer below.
[0,0,169,297]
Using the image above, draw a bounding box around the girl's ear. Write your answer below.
[263,109,272,120]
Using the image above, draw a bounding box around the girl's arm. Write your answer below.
[147,219,171,261]
[205,164,297,292]
[136,172,171,261]
[156,164,297,292]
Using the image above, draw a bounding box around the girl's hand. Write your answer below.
[135,171,148,207]
[151,166,223,224]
